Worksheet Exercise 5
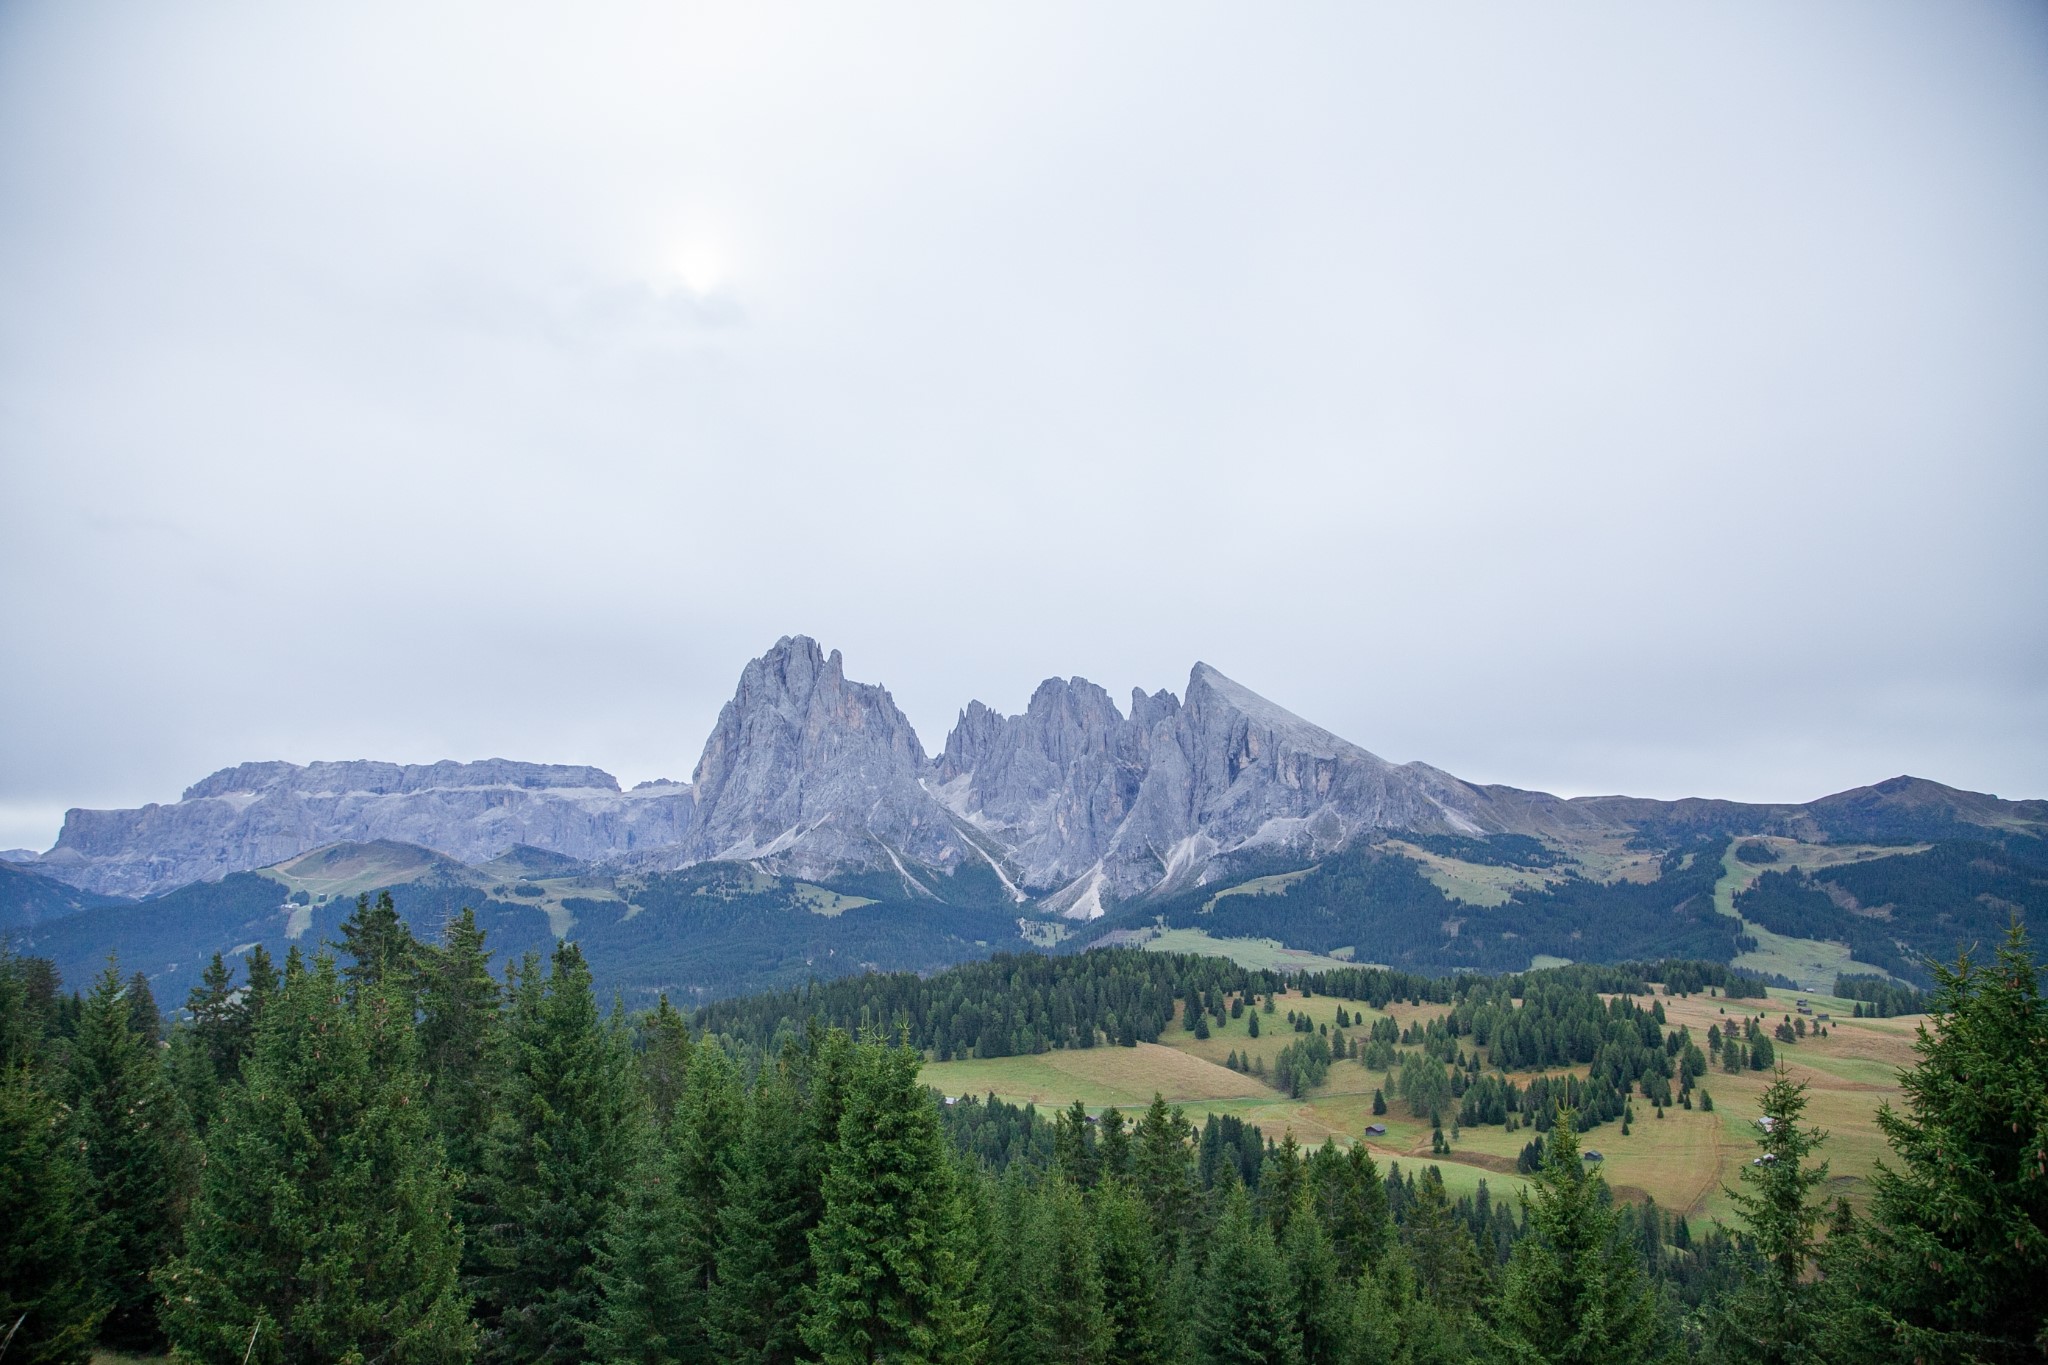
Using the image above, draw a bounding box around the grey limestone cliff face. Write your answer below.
[678,636,978,889]
[39,761,694,898]
[1131,663,1497,874]
[930,678,1150,892]
[933,661,1540,911]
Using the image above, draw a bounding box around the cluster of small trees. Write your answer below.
[1833,974,1929,1018]
[2,897,2043,1365]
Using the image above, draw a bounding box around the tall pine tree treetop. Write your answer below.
[1826,922,2048,1363]
[1493,1107,1671,1365]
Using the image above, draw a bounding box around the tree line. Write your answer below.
[1,896,2043,1364]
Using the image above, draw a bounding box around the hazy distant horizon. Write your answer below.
[4,3,2044,849]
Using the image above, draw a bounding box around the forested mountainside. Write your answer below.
[7,823,2044,1002]
[1731,834,2048,982]
[4,908,2042,1365]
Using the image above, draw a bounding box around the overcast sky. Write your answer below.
[2,2,2044,850]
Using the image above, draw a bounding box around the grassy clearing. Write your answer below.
[1205,868,1318,906]
[1137,927,1366,974]
[788,882,875,916]
[1018,919,1071,948]
[1655,987,1916,1220]
[262,842,461,901]
[1557,833,1667,885]
[923,1042,1270,1111]
[1382,841,1562,907]
[1708,841,1902,990]
[921,983,1923,1224]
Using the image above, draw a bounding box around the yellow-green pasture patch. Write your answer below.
[789,882,875,916]
[1138,927,1365,974]
[1382,840,1562,907]
[922,1042,1269,1111]
[1707,841,1903,989]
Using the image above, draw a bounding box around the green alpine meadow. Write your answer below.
[2,891,2042,1364]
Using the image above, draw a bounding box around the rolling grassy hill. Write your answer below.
[925,979,1920,1223]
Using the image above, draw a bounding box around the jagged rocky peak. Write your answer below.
[929,659,1481,908]
[1165,660,1502,852]
[932,676,1149,890]
[680,636,968,885]
[1183,661,1355,759]
[1129,686,1182,732]
[964,659,1515,909]
[934,676,1126,787]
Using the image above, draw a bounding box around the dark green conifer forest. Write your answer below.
[1,892,2041,1365]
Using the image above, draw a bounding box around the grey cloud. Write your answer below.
[1,1,2044,850]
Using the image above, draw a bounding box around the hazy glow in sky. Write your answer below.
[2,2,2044,849]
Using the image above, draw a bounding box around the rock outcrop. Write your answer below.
[38,762,693,898]
[676,635,979,890]
[930,661,1588,911]
[930,677,1150,892]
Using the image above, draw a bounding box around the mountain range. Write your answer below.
[17,634,2045,905]
[6,635,2045,1004]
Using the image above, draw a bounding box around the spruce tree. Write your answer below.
[416,907,501,1183]
[1197,1183,1301,1365]
[983,1168,1041,1365]
[636,993,695,1127]
[1490,1109,1669,1365]
[803,1041,975,1365]
[710,1060,816,1365]
[1262,1132,1305,1234]
[1702,1067,1828,1365]
[66,959,189,1350]
[470,942,641,1365]
[1821,923,2048,1363]
[1097,1105,1132,1183]
[1315,1141,1390,1276]
[1282,1191,1348,1365]
[0,946,56,1070]
[1398,1165,1483,1310]
[761,1022,856,1349]
[1132,1094,1199,1255]
[1036,1177,1109,1365]
[1054,1098,1100,1190]
[1346,1251,1470,1365]
[597,1038,743,1365]
[119,969,160,1043]
[336,889,420,1000]
[242,943,281,1017]
[1093,1177,1174,1365]
[176,951,241,1130]
[157,957,471,1364]
[0,1061,101,1365]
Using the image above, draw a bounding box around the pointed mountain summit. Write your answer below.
[931,676,1152,891]
[1117,661,1501,885]
[935,661,1528,911]
[679,635,981,890]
